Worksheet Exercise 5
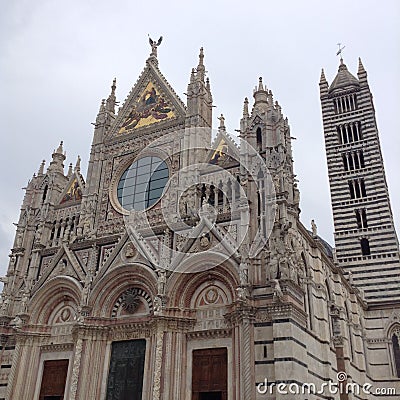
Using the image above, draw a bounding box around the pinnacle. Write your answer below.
[75,155,81,172]
[56,141,64,154]
[243,97,249,117]
[67,163,73,178]
[358,57,366,75]
[38,160,45,175]
[320,68,327,83]
[258,77,263,91]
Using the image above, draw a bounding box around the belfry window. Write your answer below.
[342,150,365,171]
[360,238,371,256]
[337,122,362,144]
[355,209,368,229]
[349,179,367,199]
[333,93,358,114]
[392,332,400,378]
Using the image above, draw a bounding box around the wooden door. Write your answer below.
[192,348,227,400]
[39,359,69,400]
[106,339,146,400]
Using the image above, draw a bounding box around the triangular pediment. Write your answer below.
[33,244,85,293]
[58,172,85,206]
[109,60,186,138]
[206,130,240,168]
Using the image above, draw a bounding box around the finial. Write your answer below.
[148,35,163,58]
[218,114,226,131]
[56,141,64,154]
[67,163,73,178]
[38,160,45,175]
[198,47,204,66]
[75,155,81,172]
[106,78,117,113]
[196,47,205,81]
[243,97,249,117]
[258,77,264,91]
[206,77,210,91]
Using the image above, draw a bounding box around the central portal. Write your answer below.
[192,348,227,400]
[106,339,146,400]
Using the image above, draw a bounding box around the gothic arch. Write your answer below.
[167,260,238,308]
[388,324,400,378]
[29,276,81,324]
[89,263,157,317]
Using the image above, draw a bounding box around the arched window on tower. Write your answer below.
[256,127,262,152]
[360,238,371,256]
[42,185,48,203]
[391,330,400,378]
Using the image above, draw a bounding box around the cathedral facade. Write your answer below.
[0,43,399,400]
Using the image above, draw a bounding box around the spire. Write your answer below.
[253,77,269,109]
[328,59,359,94]
[319,68,329,94]
[357,57,368,82]
[38,160,45,175]
[75,155,81,173]
[197,47,205,82]
[243,97,249,118]
[320,68,327,84]
[106,78,117,114]
[48,141,66,173]
[258,76,264,91]
[67,163,73,178]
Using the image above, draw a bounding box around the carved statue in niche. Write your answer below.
[34,224,43,244]
[272,279,283,301]
[266,248,278,281]
[239,261,249,286]
[15,231,23,248]
[278,255,290,279]
[156,269,167,296]
[153,296,163,315]
[0,295,10,315]
[20,282,31,314]
[81,274,92,306]
[236,286,248,302]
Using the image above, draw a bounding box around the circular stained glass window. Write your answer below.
[117,156,169,211]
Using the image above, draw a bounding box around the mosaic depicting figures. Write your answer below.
[60,178,82,204]
[209,139,229,165]
[119,82,175,133]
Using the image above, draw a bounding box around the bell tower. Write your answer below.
[320,57,400,302]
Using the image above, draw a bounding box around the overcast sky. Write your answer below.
[0,0,399,277]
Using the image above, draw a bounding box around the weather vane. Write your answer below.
[336,43,345,58]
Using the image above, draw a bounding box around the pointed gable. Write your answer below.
[59,172,85,206]
[109,59,186,138]
[207,130,240,168]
